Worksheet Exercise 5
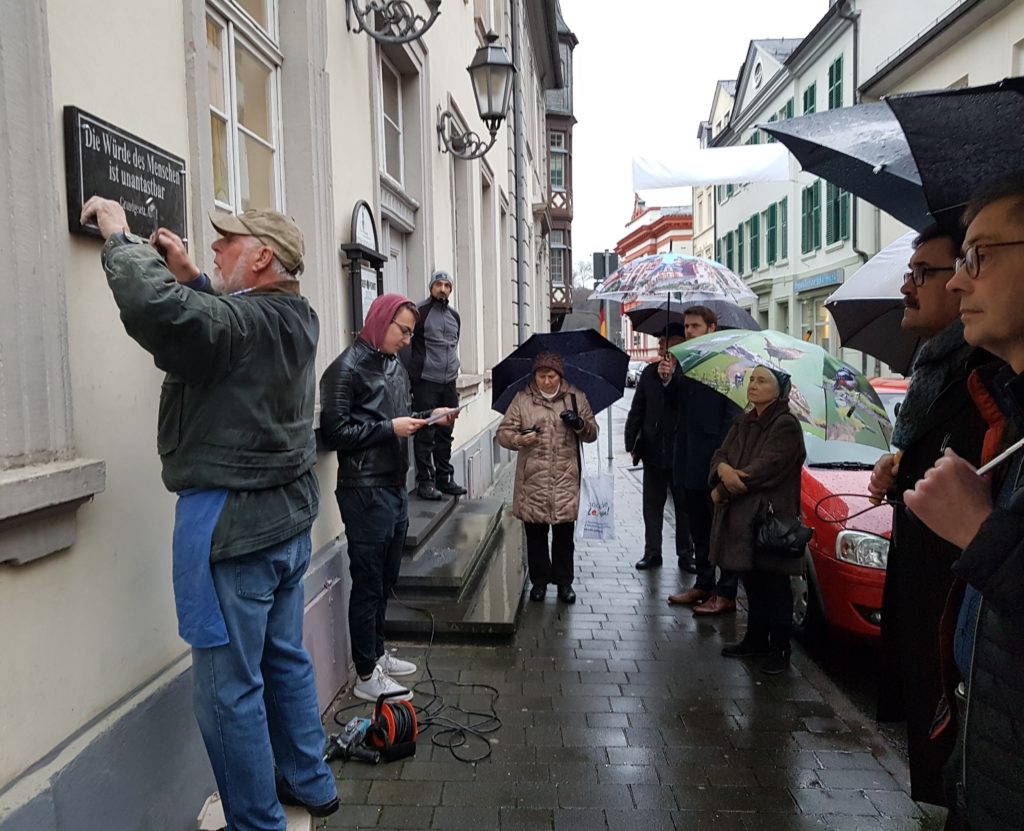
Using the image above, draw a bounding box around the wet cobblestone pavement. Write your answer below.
[325,397,945,830]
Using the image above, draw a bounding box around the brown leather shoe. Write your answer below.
[667,587,711,606]
[691,595,737,616]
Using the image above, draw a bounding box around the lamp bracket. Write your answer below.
[436,108,499,161]
[345,0,441,45]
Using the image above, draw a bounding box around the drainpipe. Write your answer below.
[511,0,527,345]
[838,0,870,266]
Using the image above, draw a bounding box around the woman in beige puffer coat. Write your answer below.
[497,352,598,604]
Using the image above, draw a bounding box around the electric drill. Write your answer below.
[324,716,380,764]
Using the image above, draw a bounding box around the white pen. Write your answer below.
[976,435,1024,476]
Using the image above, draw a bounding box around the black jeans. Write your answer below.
[412,379,458,485]
[337,486,407,678]
[741,569,793,652]
[524,521,575,588]
[685,487,739,598]
[641,464,693,558]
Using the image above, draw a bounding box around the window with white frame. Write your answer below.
[549,131,566,192]
[207,1,283,212]
[550,229,566,285]
[380,57,404,183]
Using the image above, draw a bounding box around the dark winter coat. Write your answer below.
[624,363,677,469]
[665,370,742,490]
[938,363,1024,831]
[708,399,806,575]
[319,339,430,488]
[876,346,990,806]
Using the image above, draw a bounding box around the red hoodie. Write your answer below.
[359,293,414,352]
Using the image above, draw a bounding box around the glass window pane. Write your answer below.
[238,132,275,211]
[382,67,400,125]
[384,122,402,180]
[207,17,225,112]
[235,44,272,140]
[234,0,268,30]
[211,115,230,205]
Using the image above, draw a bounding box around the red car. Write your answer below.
[794,378,908,640]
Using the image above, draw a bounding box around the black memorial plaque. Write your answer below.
[64,106,188,241]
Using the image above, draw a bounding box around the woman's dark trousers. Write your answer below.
[524,521,575,588]
[741,569,793,652]
[337,486,407,678]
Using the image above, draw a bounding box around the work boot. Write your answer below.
[436,480,467,496]
[529,584,547,602]
[416,482,443,501]
[635,554,663,570]
[556,584,577,604]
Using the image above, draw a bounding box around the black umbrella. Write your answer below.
[624,298,761,336]
[761,103,930,231]
[491,329,629,415]
[886,76,1024,234]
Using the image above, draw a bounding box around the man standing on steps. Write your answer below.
[663,306,743,616]
[404,270,467,501]
[624,322,696,572]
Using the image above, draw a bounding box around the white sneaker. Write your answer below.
[377,649,418,677]
[352,666,412,703]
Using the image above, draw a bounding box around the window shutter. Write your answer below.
[726,231,734,270]
[737,225,745,274]
[750,214,760,270]
[767,203,778,264]
[801,187,810,255]
[786,98,794,120]
[779,198,788,260]
[813,180,822,250]
[841,189,851,240]
[826,183,837,244]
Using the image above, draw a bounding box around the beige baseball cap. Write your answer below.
[209,209,305,274]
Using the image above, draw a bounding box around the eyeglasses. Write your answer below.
[902,264,955,287]
[391,320,415,338]
[955,240,1024,279]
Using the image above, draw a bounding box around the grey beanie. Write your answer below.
[430,270,453,288]
[759,365,792,401]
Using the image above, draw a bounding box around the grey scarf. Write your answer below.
[891,319,968,450]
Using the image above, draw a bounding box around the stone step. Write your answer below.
[385,512,526,637]
[396,497,505,595]
[404,490,458,548]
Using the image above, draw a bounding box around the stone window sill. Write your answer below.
[0,458,106,565]
[456,374,484,395]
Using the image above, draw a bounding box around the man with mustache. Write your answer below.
[905,179,1024,831]
[868,224,990,809]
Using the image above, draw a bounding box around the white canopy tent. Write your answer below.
[632,144,791,191]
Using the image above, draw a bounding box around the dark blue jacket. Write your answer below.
[664,368,741,491]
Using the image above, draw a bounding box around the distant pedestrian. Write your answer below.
[711,366,806,675]
[80,196,338,828]
[497,352,598,604]
[624,322,695,572]
[868,224,990,808]
[320,294,458,704]
[905,176,1024,831]
[664,306,743,614]
[403,270,467,500]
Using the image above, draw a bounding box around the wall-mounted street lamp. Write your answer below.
[345,0,441,45]
[436,31,516,161]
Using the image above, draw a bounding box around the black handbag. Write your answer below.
[753,501,812,558]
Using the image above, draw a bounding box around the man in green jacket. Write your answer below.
[80,197,337,831]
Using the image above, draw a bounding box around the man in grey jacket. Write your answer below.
[404,270,467,500]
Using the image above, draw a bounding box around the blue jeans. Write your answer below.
[192,530,336,831]
[338,486,407,678]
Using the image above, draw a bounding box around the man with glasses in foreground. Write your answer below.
[868,224,990,809]
[905,179,1024,831]
[320,294,458,702]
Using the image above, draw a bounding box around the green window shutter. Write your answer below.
[767,203,778,264]
[750,214,760,270]
[727,183,734,198]
[837,55,844,109]
[726,231,734,270]
[737,225,745,274]
[813,180,822,250]
[826,182,838,244]
[801,187,811,255]
[716,238,722,263]
[779,197,788,260]
[803,83,815,114]
[786,98,794,120]
[840,189,851,240]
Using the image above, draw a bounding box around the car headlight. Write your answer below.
[835,530,888,570]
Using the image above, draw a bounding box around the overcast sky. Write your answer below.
[557,0,828,274]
